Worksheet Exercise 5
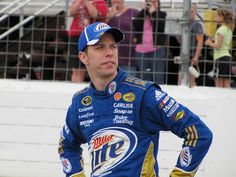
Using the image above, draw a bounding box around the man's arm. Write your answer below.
[141,85,213,177]
[58,96,86,177]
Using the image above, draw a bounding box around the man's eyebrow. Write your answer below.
[93,43,104,47]
[95,43,117,46]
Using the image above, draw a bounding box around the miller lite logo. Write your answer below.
[93,134,114,149]
[89,127,137,176]
[180,147,192,167]
[94,23,110,32]
[60,157,72,173]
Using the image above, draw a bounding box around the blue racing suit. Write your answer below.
[58,69,213,177]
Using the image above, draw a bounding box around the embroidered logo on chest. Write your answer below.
[89,127,137,176]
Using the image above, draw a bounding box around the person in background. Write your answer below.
[68,0,107,82]
[132,0,167,84]
[177,4,204,87]
[58,22,213,177]
[205,8,234,88]
[106,0,139,76]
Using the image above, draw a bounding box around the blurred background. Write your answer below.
[0,0,236,177]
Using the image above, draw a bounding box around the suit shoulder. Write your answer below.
[73,86,90,97]
[122,76,155,90]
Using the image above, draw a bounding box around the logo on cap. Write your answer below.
[94,23,110,32]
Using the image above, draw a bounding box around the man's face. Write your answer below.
[79,33,119,79]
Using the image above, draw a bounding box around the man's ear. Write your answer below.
[78,51,88,65]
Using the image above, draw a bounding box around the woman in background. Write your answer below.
[132,0,167,84]
[68,0,107,82]
[205,8,234,88]
[106,0,139,76]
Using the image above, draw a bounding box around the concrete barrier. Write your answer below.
[0,79,235,177]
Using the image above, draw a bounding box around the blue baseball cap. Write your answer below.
[78,22,124,52]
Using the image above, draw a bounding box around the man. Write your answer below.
[58,22,213,177]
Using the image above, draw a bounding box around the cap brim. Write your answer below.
[86,28,124,47]
[106,28,124,43]
[87,39,100,46]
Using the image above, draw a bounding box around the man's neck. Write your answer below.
[91,73,117,91]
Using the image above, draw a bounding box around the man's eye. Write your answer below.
[112,45,117,49]
[95,46,103,49]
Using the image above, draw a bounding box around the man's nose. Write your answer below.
[105,46,114,55]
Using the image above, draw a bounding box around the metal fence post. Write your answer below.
[179,0,191,86]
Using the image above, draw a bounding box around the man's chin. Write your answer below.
[102,63,117,70]
[101,66,117,76]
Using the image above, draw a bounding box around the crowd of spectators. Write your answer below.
[1,0,235,88]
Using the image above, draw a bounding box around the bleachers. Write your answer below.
[0,0,235,86]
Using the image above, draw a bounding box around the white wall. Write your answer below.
[0,79,236,177]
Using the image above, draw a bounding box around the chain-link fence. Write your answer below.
[0,0,235,87]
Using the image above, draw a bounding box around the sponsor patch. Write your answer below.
[108,81,117,94]
[114,108,133,114]
[89,127,137,176]
[125,76,146,86]
[155,90,165,101]
[133,79,146,86]
[167,103,179,117]
[80,119,94,127]
[173,110,185,121]
[114,92,122,101]
[79,106,93,112]
[94,23,110,32]
[113,103,133,108]
[113,115,133,125]
[123,92,135,102]
[60,157,72,173]
[163,99,175,113]
[81,96,92,106]
[159,96,170,108]
[78,112,94,119]
[180,147,192,167]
